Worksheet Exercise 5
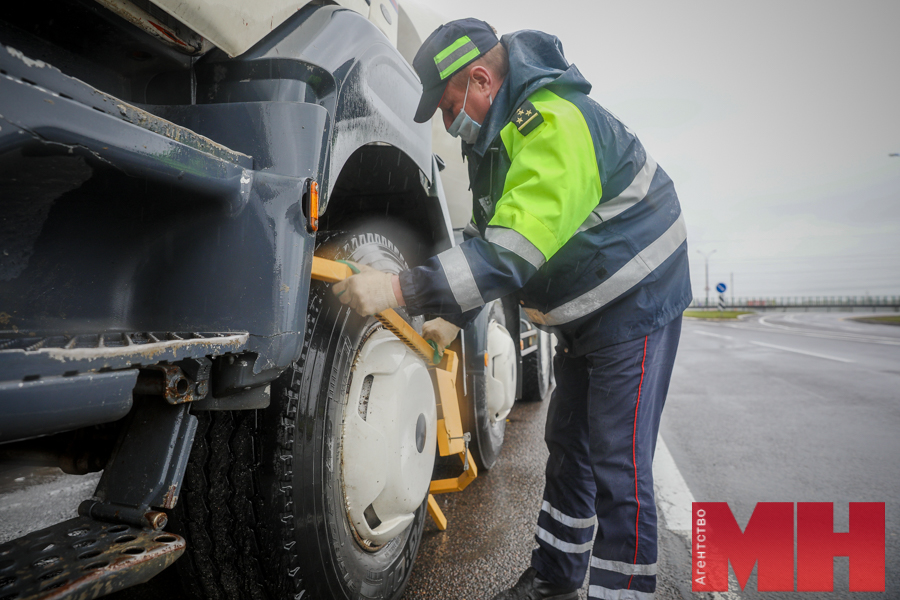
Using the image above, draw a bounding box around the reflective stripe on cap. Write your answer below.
[435,35,480,80]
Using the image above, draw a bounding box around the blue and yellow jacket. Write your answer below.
[399,30,692,355]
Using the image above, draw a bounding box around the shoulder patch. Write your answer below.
[511,99,544,136]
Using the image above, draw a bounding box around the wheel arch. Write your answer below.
[321,144,454,258]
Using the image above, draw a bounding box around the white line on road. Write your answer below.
[694,330,734,340]
[750,341,855,363]
[756,315,900,346]
[653,437,694,536]
[655,438,743,599]
[654,438,742,599]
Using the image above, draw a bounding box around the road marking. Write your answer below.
[655,438,743,598]
[755,315,900,346]
[695,330,733,340]
[653,437,693,536]
[750,341,855,363]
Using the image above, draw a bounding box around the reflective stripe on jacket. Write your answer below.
[400,30,691,355]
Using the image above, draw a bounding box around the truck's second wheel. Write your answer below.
[462,301,517,470]
[521,328,553,402]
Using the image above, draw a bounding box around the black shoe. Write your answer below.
[490,567,578,600]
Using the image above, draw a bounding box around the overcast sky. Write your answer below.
[422,0,900,300]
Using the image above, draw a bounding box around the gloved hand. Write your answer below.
[332,261,401,316]
[422,318,461,352]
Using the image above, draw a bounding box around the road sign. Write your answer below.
[718,294,726,311]
[716,283,727,293]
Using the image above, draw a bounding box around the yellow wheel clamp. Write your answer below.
[310,256,477,531]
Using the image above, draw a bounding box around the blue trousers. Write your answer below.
[531,317,682,599]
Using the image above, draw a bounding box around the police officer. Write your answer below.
[333,18,692,600]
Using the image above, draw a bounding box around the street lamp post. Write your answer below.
[697,249,716,308]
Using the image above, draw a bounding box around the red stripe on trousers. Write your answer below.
[628,335,649,589]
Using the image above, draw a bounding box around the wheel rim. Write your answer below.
[484,321,516,423]
[341,328,437,549]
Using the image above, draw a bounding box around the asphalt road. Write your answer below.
[659,312,900,600]
[2,311,897,599]
[0,467,100,544]
[400,378,693,600]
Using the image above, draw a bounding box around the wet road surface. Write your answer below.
[402,396,555,600]
[662,312,899,599]
[0,466,99,545]
[401,385,693,600]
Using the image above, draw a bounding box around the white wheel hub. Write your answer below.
[341,329,437,548]
[484,321,516,423]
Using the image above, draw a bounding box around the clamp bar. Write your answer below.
[311,257,438,364]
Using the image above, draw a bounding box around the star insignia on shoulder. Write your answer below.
[512,99,544,136]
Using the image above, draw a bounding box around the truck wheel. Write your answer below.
[463,301,517,470]
[172,222,435,600]
[521,329,553,402]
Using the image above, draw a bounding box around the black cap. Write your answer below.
[412,18,499,123]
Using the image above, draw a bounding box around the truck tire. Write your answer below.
[462,301,517,470]
[172,221,434,600]
[521,329,553,402]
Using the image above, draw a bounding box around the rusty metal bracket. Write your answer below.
[135,364,199,404]
[87,400,197,530]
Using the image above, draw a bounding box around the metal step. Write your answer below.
[0,516,184,600]
[0,331,249,380]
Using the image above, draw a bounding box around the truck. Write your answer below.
[0,1,554,598]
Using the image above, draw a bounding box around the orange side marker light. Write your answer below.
[309,181,319,232]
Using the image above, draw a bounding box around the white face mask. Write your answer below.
[447,78,491,145]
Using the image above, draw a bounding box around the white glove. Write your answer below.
[422,318,461,352]
[332,261,401,316]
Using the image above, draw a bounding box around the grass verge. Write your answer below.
[850,315,900,326]
[683,310,754,319]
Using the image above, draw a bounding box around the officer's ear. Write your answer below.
[469,65,493,95]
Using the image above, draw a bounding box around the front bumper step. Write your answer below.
[0,331,248,442]
[0,516,185,600]
[0,331,249,380]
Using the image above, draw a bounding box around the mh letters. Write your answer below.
[692,502,885,592]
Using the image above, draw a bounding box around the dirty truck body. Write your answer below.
[0,1,530,599]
